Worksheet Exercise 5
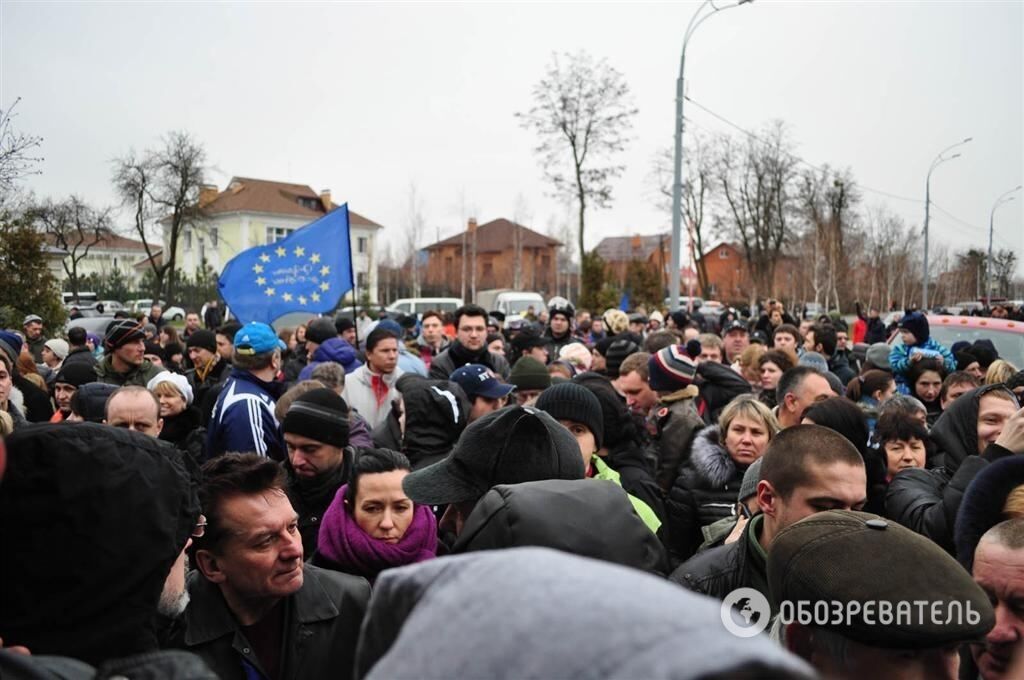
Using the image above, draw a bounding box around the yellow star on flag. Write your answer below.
[282,293,293,302]
[259,253,271,263]
[264,287,276,296]
[319,282,330,292]
[252,264,263,273]
[293,246,305,257]
[320,265,330,276]
[256,276,266,286]
[275,246,287,257]
[311,292,320,302]
[298,295,308,305]
[309,253,321,264]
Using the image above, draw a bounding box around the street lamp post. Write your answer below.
[987,185,1022,303]
[922,137,971,311]
[670,0,753,312]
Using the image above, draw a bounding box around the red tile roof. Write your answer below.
[201,177,383,229]
[425,218,560,254]
[43,229,149,252]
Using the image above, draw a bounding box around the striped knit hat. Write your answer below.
[648,344,697,392]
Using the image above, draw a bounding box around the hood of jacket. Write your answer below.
[312,338,362,371]
[930,384,1014,472]
[689,424,743,488]
[398,379,469,469]
[954,455,1024,572]
[0,423,199,666]
[451,479,667,575]
[354,547,812,680]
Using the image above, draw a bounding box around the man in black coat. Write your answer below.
[429,304,510,380]
[671,425,866,607]
[178,453,369,680]
[0,423,210,673]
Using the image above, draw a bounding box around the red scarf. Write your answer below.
[371,373,390,407]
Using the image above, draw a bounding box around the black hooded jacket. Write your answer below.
[886,385,1017,554]
[694,360,752,424]
[0,423,200,666]
[452,479,669,575]
[428,340,511,380]
[372,377,469,470]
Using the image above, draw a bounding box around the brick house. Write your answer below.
[422,218,561,296]
[593,233,670,288]
[699,242,799,303]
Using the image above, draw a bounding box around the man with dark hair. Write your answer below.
[203,299,223,330]
[429,304,511,380]
[206,322,287,460]
[63,325,97,368]
[215,321,242,362]
[281,388,351,555]
[771,323,802,356]
[970,519,1024,679]
[22,313,47,363]
[940,370,982,411]
[671,425,867,605]
[805,322,856,385]
[335,316,358,346]
[149,303,167,331]
[775,366,833,429]
[544,297,576,360]
[95,318,164,386]
[413,310,449,371]
[50,361,95,422]
[343,326,403,429]
[178,453,370,680]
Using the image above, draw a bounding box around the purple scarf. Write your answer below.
[317,484,437,580]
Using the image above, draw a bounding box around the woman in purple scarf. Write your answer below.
[314,447,437,581]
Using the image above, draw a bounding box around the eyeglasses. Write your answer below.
[192,514,208,539]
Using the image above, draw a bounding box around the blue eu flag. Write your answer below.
[218,204,354,325]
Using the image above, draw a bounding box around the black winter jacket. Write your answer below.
[694,361,752,424]
[286,459,351,558]
[886,385,1017,554]
[665,424,749,563]
[669,513,770,609]
[175,565,370,680]
[428,341,511,380]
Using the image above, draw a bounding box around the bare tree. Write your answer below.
[650,132,715,297]
[799,165,860,312]
[112,131,206,302]
[512,194,530,290]
[992,249,1018,297]
[516,51,637,300]
[0,98,43,199]
[404,183,425,298]
[32,196,112,301]
[714,122,799,307]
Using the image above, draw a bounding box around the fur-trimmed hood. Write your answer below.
[689,423,744,488]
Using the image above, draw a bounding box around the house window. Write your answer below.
[357,236,368,254]
[718,249,729,259]
[210,227,219,247]
[184,229,192,250]
[199,238,206,262]
[266,226,294,244]
[357,272,368,291]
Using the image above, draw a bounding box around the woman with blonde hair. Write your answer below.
[664,395,780,562]
[985,359,1018,386]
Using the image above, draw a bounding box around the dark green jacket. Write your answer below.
[94,355,163,387]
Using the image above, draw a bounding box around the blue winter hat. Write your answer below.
[377,319,404,337]
[0,330,23,364]
[898,311,930,344]
[234,322,286,355]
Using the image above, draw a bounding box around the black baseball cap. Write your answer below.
[402,406,584,506]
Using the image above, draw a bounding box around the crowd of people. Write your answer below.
[1,295,1024,679]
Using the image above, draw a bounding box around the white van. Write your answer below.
[476,290,545,317]
[386,297,464,318]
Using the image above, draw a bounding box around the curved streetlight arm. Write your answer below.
[670,0,752,311]
[986,185,1023,302]
[922,136,971,310]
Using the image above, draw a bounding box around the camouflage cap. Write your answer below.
[768,510,994,648]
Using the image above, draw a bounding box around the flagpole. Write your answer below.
[345,205,361,350]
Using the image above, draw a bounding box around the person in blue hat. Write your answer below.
[450,364,515,423]
[206,322,287,461]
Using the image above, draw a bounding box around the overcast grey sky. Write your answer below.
[3,1,1021,273]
